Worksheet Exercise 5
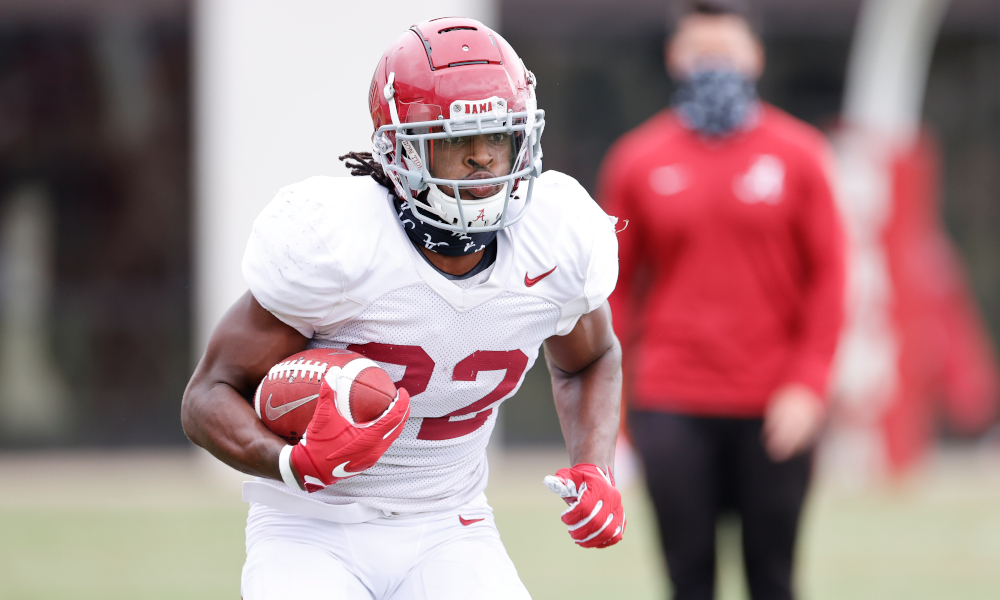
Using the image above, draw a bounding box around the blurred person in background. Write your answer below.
[599,1,844,599]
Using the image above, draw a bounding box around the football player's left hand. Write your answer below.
[284,385,410,493]
[543,463,625,548]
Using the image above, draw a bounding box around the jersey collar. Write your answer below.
[402,223,514,311]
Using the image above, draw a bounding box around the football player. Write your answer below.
[182,17,624,600]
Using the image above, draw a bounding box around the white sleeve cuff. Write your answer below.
[278,445,303,491]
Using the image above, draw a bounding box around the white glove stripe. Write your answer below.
[576,513,614,544]
[567,499,602,532]
[595,465,613,486]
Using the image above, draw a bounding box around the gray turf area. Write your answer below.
[2,447,1000,599]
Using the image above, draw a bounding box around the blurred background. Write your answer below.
[1,0,999,598]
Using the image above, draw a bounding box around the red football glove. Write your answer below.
[544,463,626,548]
[278,379,410,493]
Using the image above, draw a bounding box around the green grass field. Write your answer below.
[1,448,999,599]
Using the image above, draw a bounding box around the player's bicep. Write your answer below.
[544,302,617,375]
[190,291,309,400]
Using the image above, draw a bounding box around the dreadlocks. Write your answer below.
[339,151,397,195]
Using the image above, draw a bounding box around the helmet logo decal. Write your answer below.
[450,97,505,118]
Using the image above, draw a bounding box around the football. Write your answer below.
[254,348,397,444]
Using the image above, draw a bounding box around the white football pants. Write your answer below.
[241,493,532,600]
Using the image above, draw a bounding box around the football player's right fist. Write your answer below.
[278,376,410,493]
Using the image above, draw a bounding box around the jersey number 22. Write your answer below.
[347,343,529,441]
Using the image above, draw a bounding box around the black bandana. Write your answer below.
[673,69,759,137]
[393,197,498,257]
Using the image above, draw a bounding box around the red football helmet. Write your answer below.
[369,17,544,233]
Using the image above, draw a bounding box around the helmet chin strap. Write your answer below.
[423,182,509,227]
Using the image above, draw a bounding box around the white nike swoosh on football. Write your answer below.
[265,393,319,420]
[332,461,364,478]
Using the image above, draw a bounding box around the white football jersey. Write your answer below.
[242,172,618,513]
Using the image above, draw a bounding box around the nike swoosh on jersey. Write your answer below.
[332,461,364,478]
[459,516,485,526]
[524,266,557,287]
[265,393,320,421]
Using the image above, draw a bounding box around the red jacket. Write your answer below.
[600,105,845,417]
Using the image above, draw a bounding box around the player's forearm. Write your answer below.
[181,292,309,482]
[181,380,285,481]
[547,338,622,469]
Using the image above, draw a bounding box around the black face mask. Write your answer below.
[393,197,498,257]
[673,69,759,137]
